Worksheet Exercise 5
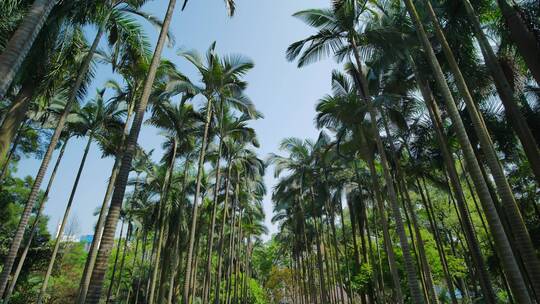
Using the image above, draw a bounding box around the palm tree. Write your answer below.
[0,0,57,98]
[2,135,69,302]
[84,1,178,302]
[36,88,124,303]
[174,43,256,304]
[206,115,261,304]
[145,106,197,304]
[76,60,183,303]
[403,1,533,302]
[287,1,423,301]
[0,0,157,170]
[0,1,156,294]
[314,69,404,302]
[0,28,93,294]
[201,108,260,304]
[494,0,540,85]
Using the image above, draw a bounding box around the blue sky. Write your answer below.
[17,0,337,239]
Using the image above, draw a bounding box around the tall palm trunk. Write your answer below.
[398,175,438,303]
[349,31,423,301]
[134,230,149,304]
[214,162,233,304]
[203,109,225,304]
[0,20,104,296]
[458,0,540,297]
[182,100,213,304]
[225,193,239,304]
[0,0,57,99]
[404,1,532,302]
[105,220,126,304]
[148,139,177,304]
[125,228,140,302]
[416,178,458,304]
[365,199,385,302]
[442,0,540,185]
[84,1,177,302]
[190,234,202,300]
[426,5,540,297]
[413,66,497,302]
[321,200,344,304]
[313,216,329,303]
[0,83,33,168]
[380,112,437,303]
[3,138,67,302]
[464,1,540,185]
[321,222,336,304]
[77,94,135,304]
[366,90,423,304]
[166,158,191,304]
[495,0,540,85]
[37,134,93,303]
[113,222,133,301]
[364,154,402,303]
[0,121,28,185]
[335,198,353,304]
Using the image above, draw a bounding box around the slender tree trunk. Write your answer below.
[183,101,213,304]
[403,1,532,302]
[105,220,126,304]
[457,155,515,299]
[191,235,202,301]
[225,202,238,304]
[417,178,458,304]
[167,158,191,304]
[0,0,57,98]
[412,63,497,302]
[314,217,329,303]
[135,230,148,304]
[37,135,93,303]
[125,228,140,302]
[0,127,21,185]
[2,138,67,302]
[0,83,33,171]
[0,20,104,296]
[346,196,361,269]
[113,222,131,301]
[365,199,384,302]
[349,34,422,302]
[398,175,437,303]
[214,162,233,304]
[321,223,336,304]
[366,95,423,304]
[495,0,540,86]
[459,1,540,298]
[456,0,540,186]
[300,250,309,304]
[381,111,436,303]
[77,98,135,304]
[232,216,242,304]
[149,139,177,304]
[84,1,176,302]
[426,5,540,299]
[203,133,225,304]
[336,198,353,304]
[365,155,402,303]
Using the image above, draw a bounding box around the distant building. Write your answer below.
[60,235,80,242]
[80,235,94,252]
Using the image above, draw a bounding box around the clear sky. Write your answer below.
[17,0,337,239]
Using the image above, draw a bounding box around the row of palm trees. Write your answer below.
[0,0,272,303]
[269,0,539,303]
